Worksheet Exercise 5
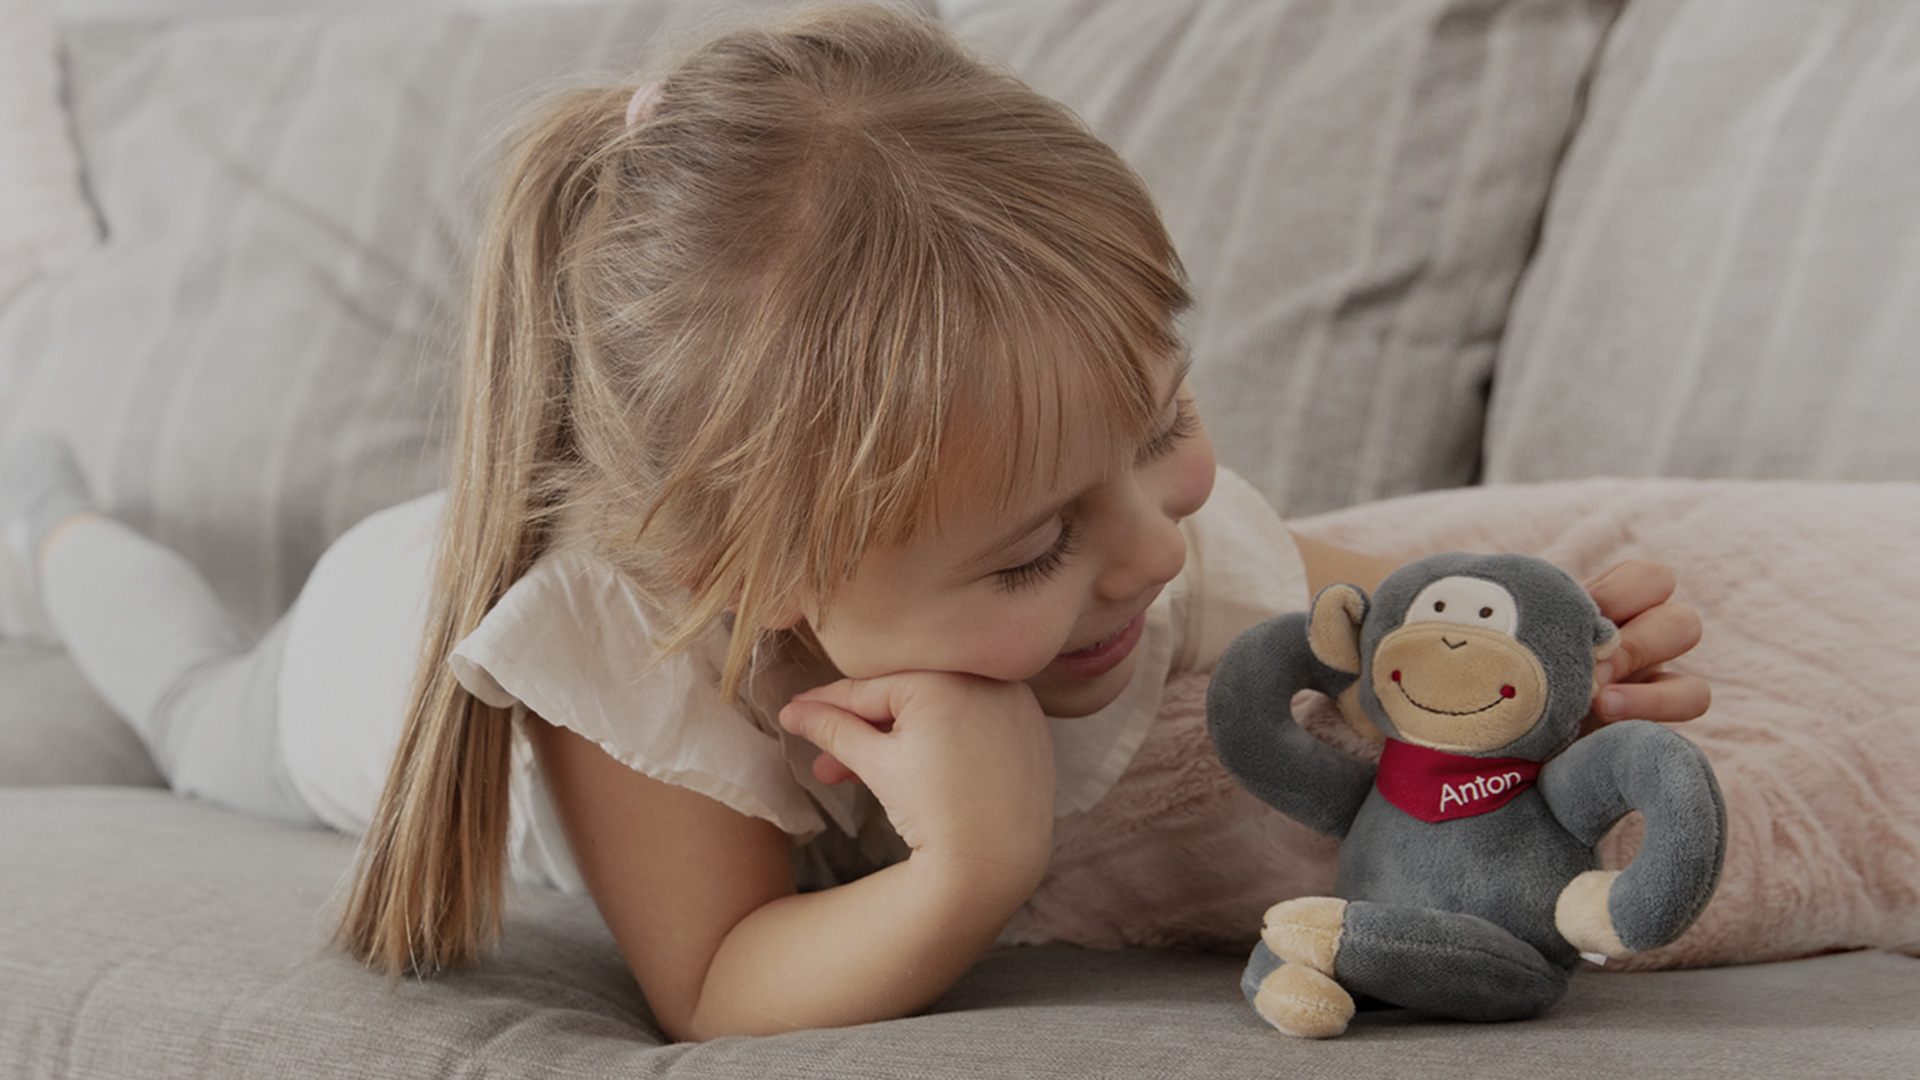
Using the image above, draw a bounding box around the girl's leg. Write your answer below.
[2,435,319,826]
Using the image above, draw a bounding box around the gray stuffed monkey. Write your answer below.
[1207,552,1726,1037]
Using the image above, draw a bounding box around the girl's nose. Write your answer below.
[1095,499,1188,603]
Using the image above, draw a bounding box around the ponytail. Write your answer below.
[337,88,627,974]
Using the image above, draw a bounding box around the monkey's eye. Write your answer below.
[1404,577,1520,636]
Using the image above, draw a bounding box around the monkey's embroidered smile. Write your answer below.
[1388,668,1516,717]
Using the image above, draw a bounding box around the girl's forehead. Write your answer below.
[933,349,1182,526]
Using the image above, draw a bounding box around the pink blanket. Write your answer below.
[1005,479,1920,970]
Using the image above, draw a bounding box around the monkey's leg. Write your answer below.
[1334,901,1571,1022]
[1240,942,1355,1039]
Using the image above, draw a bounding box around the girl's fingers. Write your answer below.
[789,674,910,724]
[812,752,859,786]
[1592,670,1712,725]
[1584,559,1677,624]
[778,698,890,773]
[1603,600,1703,683]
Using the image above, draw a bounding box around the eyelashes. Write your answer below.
[1137,397,1200,463]
[996,518,1081,593]
[994,397,1199,593]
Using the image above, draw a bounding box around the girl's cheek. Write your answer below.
[969,600,1079,680]
[1173,431,1218,519]
[968,627,1062,681]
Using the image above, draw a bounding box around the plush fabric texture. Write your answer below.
[0,0,97,302]
[939,0,1620,516]
[1485,0,1920,486]
[2,787,1917,1077]
[0,0,809,637]
[1011,478,1920,972]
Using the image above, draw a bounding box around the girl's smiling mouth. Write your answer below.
[1048,608,1149,680]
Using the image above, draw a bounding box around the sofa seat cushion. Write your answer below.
[4,786,1919,1077]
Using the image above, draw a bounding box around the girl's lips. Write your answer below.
[1047,609,1148,680]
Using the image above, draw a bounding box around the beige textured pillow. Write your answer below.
[0,0,797,635]
[1485,0,1920,485]
[1013,478,1920,971]
[943,0,1618,515]
[0,0,97,302]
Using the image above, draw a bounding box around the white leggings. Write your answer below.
[41,516,319,826]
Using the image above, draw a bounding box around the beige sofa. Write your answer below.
[3,0,1917,1075]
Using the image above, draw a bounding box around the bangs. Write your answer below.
[936,292,1182,525]
[754,81,1191,602]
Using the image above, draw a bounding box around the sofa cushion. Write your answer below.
[1485,0,1920,484]
[3,786,1918,1077]
[942,0,1620,515]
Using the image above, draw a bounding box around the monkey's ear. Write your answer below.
[1308,583,1369,675]
[1592,616,1621,663]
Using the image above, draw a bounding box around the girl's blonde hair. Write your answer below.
[340,2,1190,975]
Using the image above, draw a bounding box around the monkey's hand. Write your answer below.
[1555,870,1633,963]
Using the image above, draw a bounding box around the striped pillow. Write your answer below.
[1485,0,1920,485]
[942,0,1620,515]
[0,0,795,635]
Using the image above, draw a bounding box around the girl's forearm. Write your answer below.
[682,850,1042,1040]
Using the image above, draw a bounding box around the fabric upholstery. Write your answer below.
[2,787,1916,1077]
[942,0,1620,515]
[1485,0,1920,485]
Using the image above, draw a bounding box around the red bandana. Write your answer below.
[1374,739,1543,823]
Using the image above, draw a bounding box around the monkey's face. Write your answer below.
[1370,576,1548,753]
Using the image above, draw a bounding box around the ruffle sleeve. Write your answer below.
[447,547,828,840]
[1172,467,1312,672]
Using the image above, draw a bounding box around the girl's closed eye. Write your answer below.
[996,518,1081,592]
[1137,396,1200,463]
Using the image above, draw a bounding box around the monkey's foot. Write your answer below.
[1261,896,1348,976]
[1555,870,1632,961]
[1253,963,1354,1039]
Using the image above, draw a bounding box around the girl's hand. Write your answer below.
[778,672,1055,881]
[1584,560,1711,730]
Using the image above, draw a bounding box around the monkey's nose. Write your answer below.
[1443,638,1467,650]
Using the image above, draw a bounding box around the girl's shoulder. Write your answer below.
[1172,466,1311,671]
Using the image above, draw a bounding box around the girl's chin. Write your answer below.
[1026,649,1140,718]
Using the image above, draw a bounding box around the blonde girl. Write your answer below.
[0,2,1706,1042]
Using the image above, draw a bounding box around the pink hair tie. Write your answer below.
[625,82,662,128]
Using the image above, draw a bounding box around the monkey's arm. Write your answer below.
[1206,613,1376,839]
[1539,721,1727,954]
